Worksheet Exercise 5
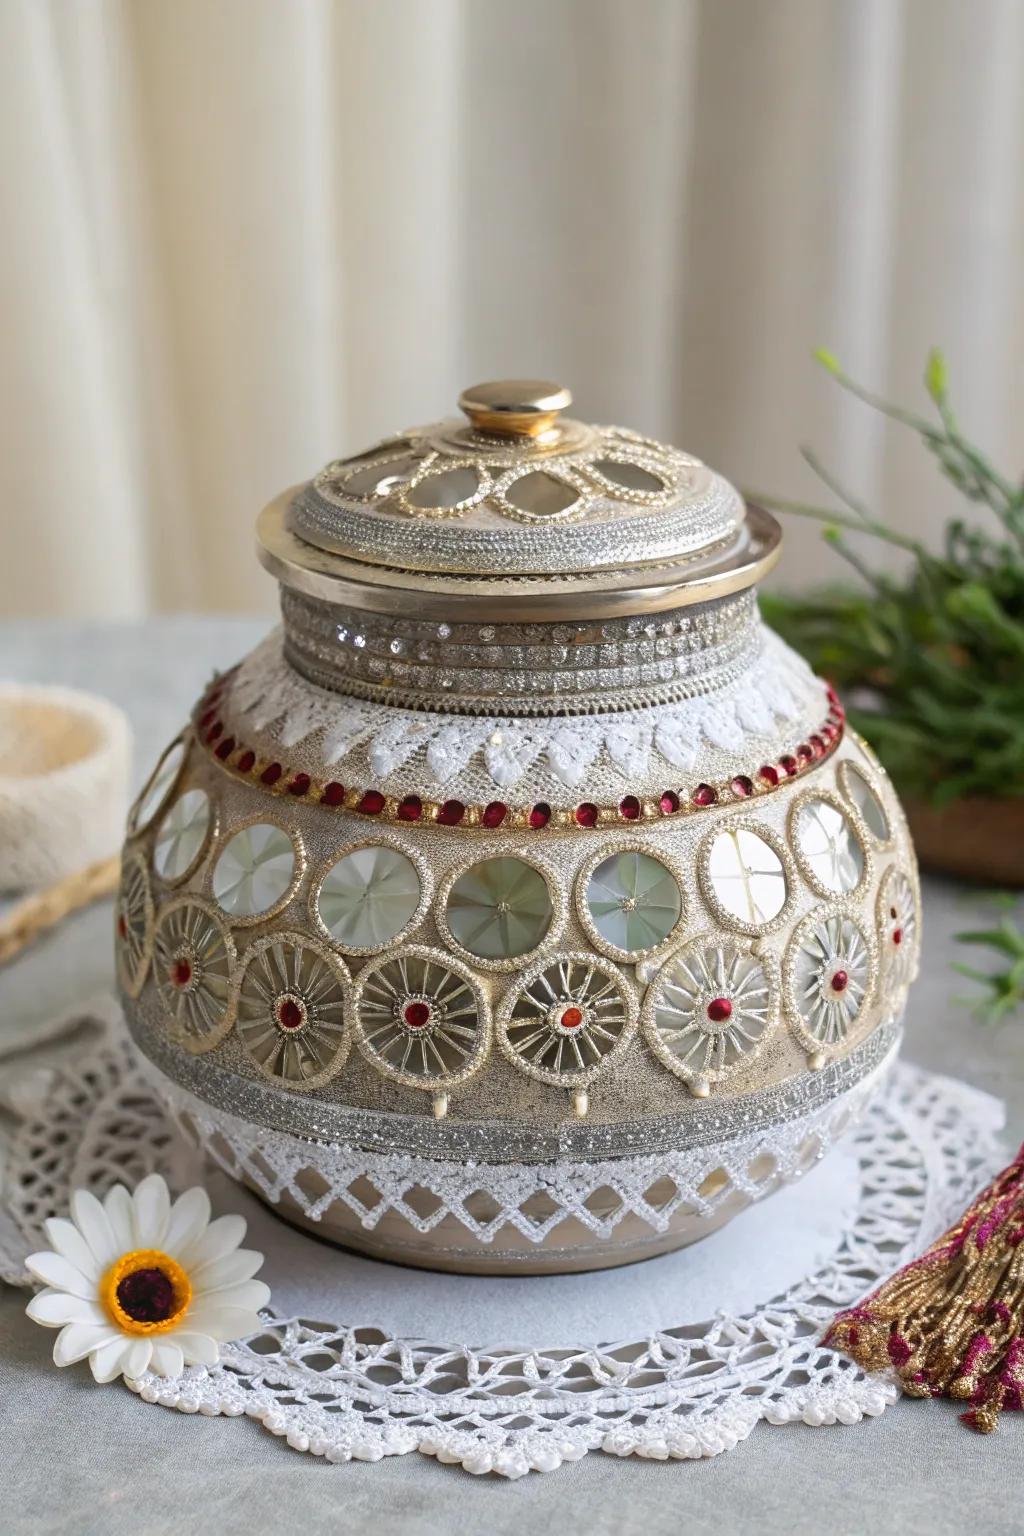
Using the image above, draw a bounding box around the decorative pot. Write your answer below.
[117,381,920,1274]
[905,797,1024,888]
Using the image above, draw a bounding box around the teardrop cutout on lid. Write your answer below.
[406,465,482,510]
[591,458,666,495]
[342,446,427,497]
[503,470,581,519]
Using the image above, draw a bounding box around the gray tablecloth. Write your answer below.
[1,617,1021,1536]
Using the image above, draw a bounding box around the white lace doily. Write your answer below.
[0,1002,1005,1479]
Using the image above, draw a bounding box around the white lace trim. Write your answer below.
[1,1002,1005,1478]
[227,629,825,792]
[151,1053,893,1245]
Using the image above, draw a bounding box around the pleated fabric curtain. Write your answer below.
[2,0,1023,618]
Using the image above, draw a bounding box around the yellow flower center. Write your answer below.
[100,1248,193,1336]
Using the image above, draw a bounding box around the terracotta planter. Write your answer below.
[905,797,1024,886]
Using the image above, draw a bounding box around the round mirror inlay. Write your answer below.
[498,954,637,1087]
[785,911,874,1052]
[235,934,350,1089]
[444,857,553,962]
[705,828,788,927]
[584,850,682,955]
[133,739,185,832]
[842,765,890,843]
[794,798,864,894]
[153,899,235,1052]
[352,947,490,1089]
[212,823,296,918]
[316,845,422,952]
[643,937,777,1092]
[153,789,211,881]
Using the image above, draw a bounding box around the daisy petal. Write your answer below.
[103,1184,135,1251]
[191,1249,264,1291]
[90,1336,131,1383]
[149,1340,184,1379]
[194,1279,269,1314]
[124,1337,153,1378]
[25,1251,95,1299]
[163,1187,212,1258]
[178,1213,246,1272]
[43,1218,100,1282]
[132,1174,170,1248]
[53,1322,118,1367]
[70,1191,118,1269]
[183,1304,265,1342]
[27,1290,106,1328]
[175,1332,220,1366]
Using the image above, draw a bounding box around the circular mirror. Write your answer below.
[316,844,422,952]
[444,856,553,963]
[212,823,297,919]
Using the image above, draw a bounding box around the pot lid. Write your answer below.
[257,380,780,621]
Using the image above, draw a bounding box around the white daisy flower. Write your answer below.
[24,1173,269,1383]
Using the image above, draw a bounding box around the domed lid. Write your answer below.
[257,381,780,621]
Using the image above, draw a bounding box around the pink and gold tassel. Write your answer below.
[825,1143,1024,1432]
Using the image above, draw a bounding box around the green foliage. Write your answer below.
[953,896,1024,1024]
[757,350,1024,805]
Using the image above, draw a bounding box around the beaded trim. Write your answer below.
[190,676,847,833]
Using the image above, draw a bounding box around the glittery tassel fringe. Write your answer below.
[825,1144,1024,1433]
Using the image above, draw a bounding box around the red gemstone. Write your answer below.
[437,799,465,826]
[357,790,386,815]
[659,790,680,815]
[826,684,841,708]
[205,720,223,743]
[810,735,826,758]
[199,708,216,729]
[529,802,551,829]
[216,736,236,760]
[237,749,256,773]
[482,801,508,829]
[830,970,849,993]
[821,723,837,743]
[560,1006,584,1029]
[759,764,779,787]
[779,754,798,777]
[706,997,732,1023]
[404,1001,430,1029]
[277,997,304,1030]
[397,795,423,822]
[892,927,903,947]
[619,795,642,821]
[170,957,192,989]
[288,773,311,797]
[116,912,128,940]
[575,802,598,827]
[261,762,283,786]
[731,775,754,799]
[797,743,813,764]
[322,781,346,806]
[692,783,717,807]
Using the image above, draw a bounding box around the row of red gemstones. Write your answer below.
[194,675,845,830]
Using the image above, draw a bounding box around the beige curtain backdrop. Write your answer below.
[2,0,1023,620]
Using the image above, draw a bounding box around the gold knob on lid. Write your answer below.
[458,379,572,441]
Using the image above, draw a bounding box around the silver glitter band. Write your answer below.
[280,587,761,716]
